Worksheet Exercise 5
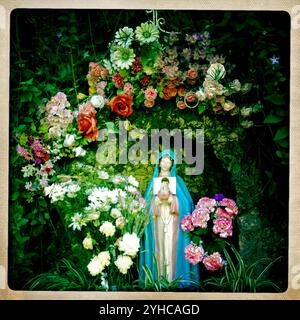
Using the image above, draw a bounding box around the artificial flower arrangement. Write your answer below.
[181,193,238,272]
[82,20,252,119]
[44,162,148,289]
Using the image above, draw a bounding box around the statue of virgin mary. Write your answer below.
[139,149,200,285]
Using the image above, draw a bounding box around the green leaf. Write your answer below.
[277,139,289,148]
[265,94,285,106]
[198,103,206,114]
[274,126,288,141]
[20,92,33,102]
[264,113,283,124]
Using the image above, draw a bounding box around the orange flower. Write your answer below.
[109,94,133,117]
[144,99,155,108]
[177,101,186,109]
[89,62,102,78]
[178,87,186,97]
[77,112,99,141]
[186,68,198,79]
[163,87,177,100]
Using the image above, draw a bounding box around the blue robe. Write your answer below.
[139,150,200,286]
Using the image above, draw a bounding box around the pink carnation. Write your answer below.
[181,214,194,231]
[191,208,210,228]
[213,217,233,238]
[17,145,33,161]
[203,252,224,271]
[184,243,204,265]
[219,198,238,217]
[124,83,134,95]
[196,197,216,212]
[144,88,157,101]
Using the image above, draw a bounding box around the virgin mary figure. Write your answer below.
[139,149,200,285]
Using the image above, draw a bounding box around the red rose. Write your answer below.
[77,112,99,141]
[109,94,133,117]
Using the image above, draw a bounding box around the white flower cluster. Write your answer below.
[87,251,111,276]
[87,187,127,210]
[69,213,87,231]
[44,181,81,202]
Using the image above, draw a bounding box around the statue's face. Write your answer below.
[160,156,172,171]
[162,181,169,187]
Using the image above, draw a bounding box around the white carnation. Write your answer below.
[118,232,140,257]
[99,221,116,237]
[87,251,110,276]
[114,255,133,274]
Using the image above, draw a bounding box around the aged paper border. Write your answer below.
[0,0,299,300]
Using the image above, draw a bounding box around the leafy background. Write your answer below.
[9,9,289,290]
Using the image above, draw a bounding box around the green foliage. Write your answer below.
[26,258,103,290]
[138,254,199,291]
[201,244,282,292]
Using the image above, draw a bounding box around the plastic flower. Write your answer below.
[99,221,116,237]
[213,217,233,238]
[63,134,76,147]
[114,255,133,274]
[135,22,159,44]
[219,198,239,217]
[74,146,86,157]
[213,193,225,202]
[115,26,134,47]
[206,63,226,81]
[87,251,110,276]
[203,252,224,271]
[144,88,157,101]
[110,208,122,219]
[82,234,93,250]
[184,243,205,265]
[68,213,87,231]
[17,145,33,161]
[191,208,210,228]
[196,197,216,212]
[111,46,136,70]
[181,214,194,231]
[90,95,105,109]
[118,232,140,257]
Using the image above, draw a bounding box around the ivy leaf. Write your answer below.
[274,126,288,141]
[264,113,283,124]
[265,94,285,106]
